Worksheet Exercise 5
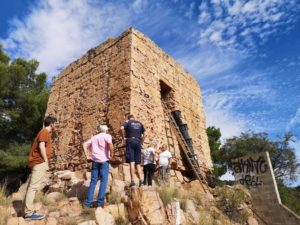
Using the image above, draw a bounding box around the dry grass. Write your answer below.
[55,192,68,202]
[108,190,121,204]
[0,209,9,225]
[0,183,10,206]
[216,185,251,211]
[115,215,128,225]
[156,185,179,206]
[81,207,95,221]
[34,191,50,206]
[65,217,78,225]
[216,185,251,224]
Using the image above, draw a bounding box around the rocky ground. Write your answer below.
[0,169,261,225]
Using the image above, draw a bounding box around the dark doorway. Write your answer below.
[160,80,172,100]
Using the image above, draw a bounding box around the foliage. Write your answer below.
[216,185,251,211]
[220,132,299,182]
[156,185,178,206]
[0,45,49,191]
[277,182,300,216]
[216,185,251,224]
[0,142,31,193]
[0,45,49,146]
[206,126,227,186]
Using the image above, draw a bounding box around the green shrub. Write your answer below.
[0,142,31,194]
[278,182,300,216]
[216,185,251,211]
[156,185,179,206]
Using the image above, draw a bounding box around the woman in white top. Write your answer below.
[158,144,172,184]
[143,143,158,186]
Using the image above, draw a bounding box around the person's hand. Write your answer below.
[44,161,50,171]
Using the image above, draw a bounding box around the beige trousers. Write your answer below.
[24,162,49,216]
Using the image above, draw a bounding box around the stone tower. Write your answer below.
[46,28,212,182]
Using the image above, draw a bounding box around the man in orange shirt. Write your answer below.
[24,116,57,221]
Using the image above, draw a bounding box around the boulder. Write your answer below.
[46,217,58,225]
[185,200,199,223]
[112,179,126,193]
[247,216,259,225]
[104,203,126,218]
[46,192,63,204]
[59,197,82,217]
[95,207,115,225]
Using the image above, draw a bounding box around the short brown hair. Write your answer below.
[44,116,57,127]
[128,114,135,120]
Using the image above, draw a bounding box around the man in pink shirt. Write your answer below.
[83,125,114,208]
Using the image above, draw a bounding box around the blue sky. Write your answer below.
[0,0,299,185]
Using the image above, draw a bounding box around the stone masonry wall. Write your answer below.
[232,152,300,225]
[46,33,132,170]
[46,28,212,175]
[129,29,212,169]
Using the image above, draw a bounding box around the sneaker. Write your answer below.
[98,202,108,208]
[130,180,136,187]
[139,180,144,187]
[24,213,45,221]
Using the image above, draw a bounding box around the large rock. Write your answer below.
[112,179,126,193]
[59,197,82,217]
[104,203,126,219]
[95,207,115,225]
[127,188,169,225]
[247,216,259,225]
[185,200,200,223]
[46,217,58,225]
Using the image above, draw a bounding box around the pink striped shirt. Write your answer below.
[85,133,112,163]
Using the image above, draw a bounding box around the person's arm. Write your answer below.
[39,142,48,164]
[141,133,145,145]
[119,126,125,142]
[109,143,114,159]
[168,152,172,168]
[83,142,91,160]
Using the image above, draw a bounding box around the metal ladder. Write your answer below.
[162,102,209,192]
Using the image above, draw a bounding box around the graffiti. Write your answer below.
[237,174,262,187]
[232,156,268,174]
[232,156,268,188]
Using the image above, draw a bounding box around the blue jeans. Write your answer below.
[85,161,109,207]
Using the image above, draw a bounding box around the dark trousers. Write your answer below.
[143,163,155,186]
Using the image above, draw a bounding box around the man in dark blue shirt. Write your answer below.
[120,114,145,187]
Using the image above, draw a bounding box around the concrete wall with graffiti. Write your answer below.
[232,152,300,225]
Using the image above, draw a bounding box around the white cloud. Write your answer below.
[1,0,133,78]
[287,107,300,130]
[132,0,148,13]
[201,71,277,139]
[177,47,239,78]
[197,0,299,52]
